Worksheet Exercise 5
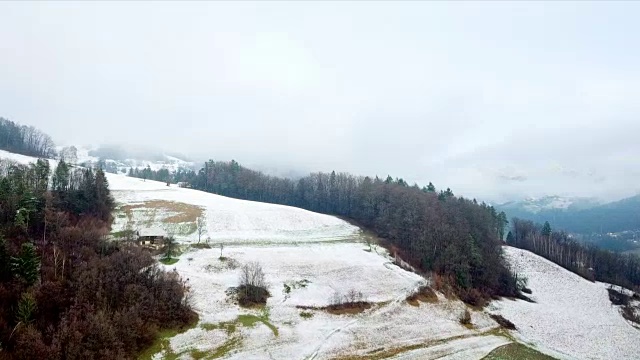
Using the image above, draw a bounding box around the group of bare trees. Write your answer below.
[509,218,640,290]
[238,262,269,306]
[0,117,55,158]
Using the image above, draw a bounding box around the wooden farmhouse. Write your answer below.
[137,226,168,248]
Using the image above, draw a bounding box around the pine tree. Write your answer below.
[163,237,178,260]
[506,231,514,244]
[426,182,436,192]
[542,221,552,237]
[497,211,508,240]
[52,160,70,192]
[12,242,40,286]
[94,168,115,222]
[16,292,37,324]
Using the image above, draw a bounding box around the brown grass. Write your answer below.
[490,314,517,330]
[406,286,438,307]
[120,200,203,224]
[296,302,373,315]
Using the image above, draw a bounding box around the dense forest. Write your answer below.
[0,158,195,359]
[508,219,640,291]
[0,118,56,158]
[132,160,520,305]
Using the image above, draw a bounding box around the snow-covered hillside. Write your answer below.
[159,244,504,360]
[4,148,639,360]
[108,174,360,243]
[490,246,640,360]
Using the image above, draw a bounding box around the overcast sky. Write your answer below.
[1,2,639,202]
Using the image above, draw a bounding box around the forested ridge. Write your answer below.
[0,157,195,359]
[136,160,520,305]
[0,118,56,158]
[509,219,640,291]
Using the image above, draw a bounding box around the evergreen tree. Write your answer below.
[16,292,37,324]
[94,169,115,222]
[542,221,552,237]
[426,182,436,192]
[52,160,70,192]
[163,237,178,260]
[497,211,508,240]
[506,231,514,244]
[12,242,40,286]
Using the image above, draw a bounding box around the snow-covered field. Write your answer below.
[160,243,500,360]
[4,149,640,359]
[108,174,360,244]
[490,246,640,360]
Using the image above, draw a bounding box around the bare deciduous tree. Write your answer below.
[196,216,207,244]
[240,262,266,289]
[238,262,268,305]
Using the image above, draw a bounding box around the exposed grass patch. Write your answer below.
[237,314,279,336]
[482,343,558,360]
[192,243,212,249]
[159,257,179,265]
[120,200,204,225]
[299,311,314,319]
[190,349,209,360]
[490,314,517,330]
[201,311,278,337]
[189,337,242,360]
[406,285,438,306]
[297,301,373,315]
[137,316,198,360]
[200,322,237,335]
[332,332,477,360]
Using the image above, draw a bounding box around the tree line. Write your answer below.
[0,157,195,359]
[141,159,518,305]
[0,118,56,158]
[508,218,640,291]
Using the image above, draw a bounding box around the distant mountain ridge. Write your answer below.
[498,195,602,214]
[497,194,640,235]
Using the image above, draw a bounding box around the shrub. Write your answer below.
[299,311,314,319]
[459,309,472,326]
[191,243,211,249]
[459,288,485,307]
[237,262,269,307]
[607,287,631,306]
[406,285,438,306]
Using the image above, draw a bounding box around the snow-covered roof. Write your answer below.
[138,226,167,237]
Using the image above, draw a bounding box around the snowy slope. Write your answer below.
[0,149,58,166]
[490,246,640,360]
[108,174,360,243]
[161,244,501,360]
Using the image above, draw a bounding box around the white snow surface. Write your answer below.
[163,244,500,360]
[108,174,360,243]
[0,149,57,166]
[490,246,640,360]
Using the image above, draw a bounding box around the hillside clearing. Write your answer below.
[489,246,640,360]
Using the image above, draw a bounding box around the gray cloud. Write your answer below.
[1,2,639,202]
